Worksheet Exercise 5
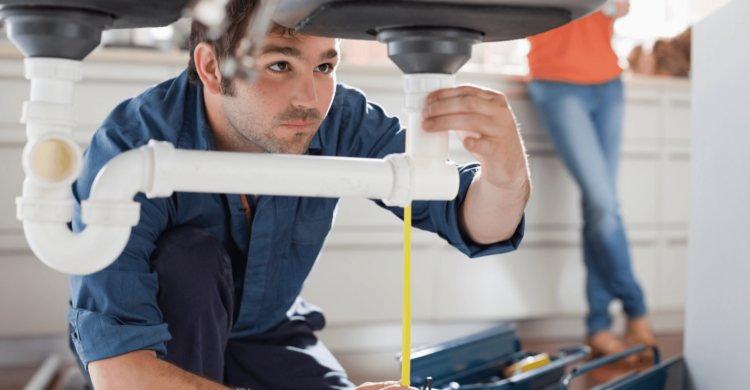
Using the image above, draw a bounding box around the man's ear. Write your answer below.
[194,42,223,95]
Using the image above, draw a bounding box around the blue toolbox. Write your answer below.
[402,324,684,390]
[401,323,590,390]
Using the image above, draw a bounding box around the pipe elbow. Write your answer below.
[89,147,151,201]
[82,145,156,227]
[411,160,460,201]
[23,222,131,275]
[19,144,157,274]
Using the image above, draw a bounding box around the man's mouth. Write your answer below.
[280,121,316,131]
[274,107,322,134]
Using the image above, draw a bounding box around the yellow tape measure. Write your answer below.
[401,204,412,386]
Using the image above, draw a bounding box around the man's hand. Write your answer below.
[356,381,417,390]
[423,85,528,191]
[90,351,415,390]
[422,85,530,244]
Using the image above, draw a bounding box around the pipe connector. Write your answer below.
[145,140,176,198]
[21,101,77,132]
[403,74,455,109]
[25,59,81,108]
[81,201,140,227]
[24,58,83,83]
[383,153,414,207]
[382,153,460,207]
[17,197,73,223]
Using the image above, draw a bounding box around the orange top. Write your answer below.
[527,11,622,84]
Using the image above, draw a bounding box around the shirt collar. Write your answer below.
[307,130,322,155]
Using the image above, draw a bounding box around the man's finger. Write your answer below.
[426,85,497,104]
[424,94,497,119]
[356,381,417,390]
[462,134,495,157]
[356,381,400,390]
[380,384,418,390]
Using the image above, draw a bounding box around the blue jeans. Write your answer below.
[528,78,647,335]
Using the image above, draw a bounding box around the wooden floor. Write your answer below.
[0,333,683,390]
[0,365,39,390]
[0,365,80,390]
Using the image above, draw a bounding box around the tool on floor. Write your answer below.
[503,352,551,378]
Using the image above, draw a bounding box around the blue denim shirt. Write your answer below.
[66,70,525,368]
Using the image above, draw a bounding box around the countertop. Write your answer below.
[0,41,690,90]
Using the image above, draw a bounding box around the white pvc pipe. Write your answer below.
[89,148,152,201]
[22,147,152,275]
[172,150,395,199]
[24,222,133,275]
[29,78,74,105]
[402,74,461,202]
[16,58,141,275]
[17,64,462,275]
[403,74,455,164]
[21,179,70,201]
[410,160,460,201]
[20,142,398,274]
[23,58,81,141]
[20,134,454,274]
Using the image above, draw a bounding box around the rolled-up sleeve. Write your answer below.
[67,125,172,368]
[419,163,524,258]
[378,163,525,258]
[333,85,524,257]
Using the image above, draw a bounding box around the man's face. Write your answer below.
[220,33,339,155]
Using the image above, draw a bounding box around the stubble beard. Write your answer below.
[222,97,322,155]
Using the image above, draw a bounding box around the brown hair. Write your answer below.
[187,0,296,95]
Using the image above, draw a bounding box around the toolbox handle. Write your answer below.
[506,345,591,385]
[558,344,661,390]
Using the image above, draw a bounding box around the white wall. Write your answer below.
[684,0,750,388]
[689,0,733,24]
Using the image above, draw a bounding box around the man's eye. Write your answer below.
[316,63,333,73]
[269,62,290,72]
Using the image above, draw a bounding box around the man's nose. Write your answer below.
[291,72,318,109]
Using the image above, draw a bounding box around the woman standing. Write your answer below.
[527,0,656,361]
